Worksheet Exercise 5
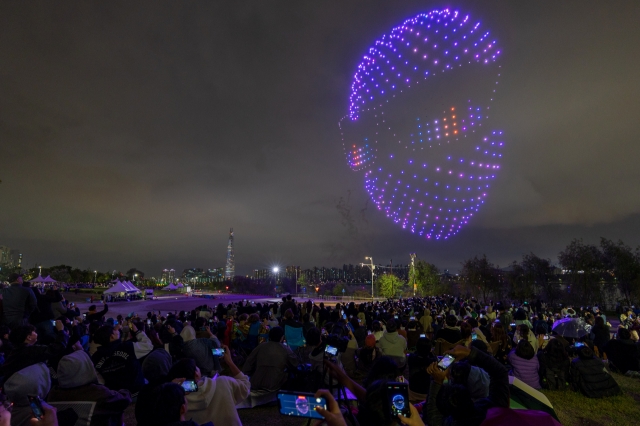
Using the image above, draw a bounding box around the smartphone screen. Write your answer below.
[386,383,411,418]
[471,332,478,341]
[575,342,584,348]
[277,392,326,419]
[211,348,225,357]
[437,354,455,371]
[325,345,338,356]
[51,320,56,326]
[28,396,44,420]
[181,380,198,392]
[543,335,550,340]
[410,317,415,321]
[342,314,347,320]
[420,334,426,338]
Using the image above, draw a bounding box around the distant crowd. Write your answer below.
[0,271,639,426]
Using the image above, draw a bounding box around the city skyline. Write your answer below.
[2,1,640,277]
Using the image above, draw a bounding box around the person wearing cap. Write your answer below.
[356,334,381,374]
[1,273,37,329]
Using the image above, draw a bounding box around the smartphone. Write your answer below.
[420,334,426,338]
[83,313,87,319]
[368,330,373,335]
[410,317,415,321]
[147,319,151,326]
[386,382,411,418]
[181,380,198,392]
[480,314,484,318]
[51,320,56,326]
[510,323,516,328]
[543,335,550,341]
[575,342,585,348]
[471,332,478,341]
[394,315,399,319]
[342,314,347,320]
[211,348,225,357]
[325,345,338,356]
[437,354,455,371]
[28,395,44,420]
[277,391,326,419]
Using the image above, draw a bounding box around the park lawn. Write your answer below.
[542,372,640,426]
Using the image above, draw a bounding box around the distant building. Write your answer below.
[225,228,235,280]
[161,268,176,284]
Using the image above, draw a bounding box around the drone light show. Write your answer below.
[339,9,504,240]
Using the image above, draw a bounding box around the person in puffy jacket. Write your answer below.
[508,340,541,389]
[570,345,621,398]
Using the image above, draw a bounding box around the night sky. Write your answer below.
[2,1,640,277]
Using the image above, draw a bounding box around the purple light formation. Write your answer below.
[339,9,504,240]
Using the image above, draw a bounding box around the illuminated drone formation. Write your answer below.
[339,9,504,240]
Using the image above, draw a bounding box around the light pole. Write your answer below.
[134,273,138,283]
[363,257,375,300]
[295,267,298,296]
[273,267,279,292]
[94,270,97,283]
[410,253,416,296]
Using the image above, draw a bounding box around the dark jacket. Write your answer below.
[86,305,109,323]
[1,283,37,327]
[425,347,510,426]
[590,324,610,351]
[538,352,569,390]
[435,326,462,344]
[603,339,640,374]
[408,353,436,394]
[92,331,153,396]
[0,329,68,383]
[570,356,621,398]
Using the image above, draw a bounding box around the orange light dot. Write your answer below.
[451,107,455,111]
[452,115,456,119]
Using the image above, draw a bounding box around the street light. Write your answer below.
[94,270,97,283]
[38,265,42,276]
[363,257,375,300]
[134,273,138,282]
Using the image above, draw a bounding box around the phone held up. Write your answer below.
[28,395,44,420]
[181,380,198,392]
[211,348,225,357]
[437,354,455,371]
[386,382,411,418]
[325,345,338,357]
[277,391,327,419]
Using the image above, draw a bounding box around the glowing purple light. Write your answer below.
[339,9,505,240]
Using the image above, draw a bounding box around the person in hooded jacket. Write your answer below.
[570,345,621,398]
[91,321,153,398]
[3,362,52,426]
[179,325,221,377]
[145,382,214,426]
[48,351,131,426]
[167,346,250,426]
[376,319,407,368]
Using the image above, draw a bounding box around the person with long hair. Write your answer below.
[508,340,541,389]
[490,322,512,365]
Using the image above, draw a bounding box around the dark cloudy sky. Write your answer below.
[2,0,639,277]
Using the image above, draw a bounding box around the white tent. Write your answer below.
[104,281,141,294]
[176,283,184,288]
[43,275,57,284]
[29,275,46,283]
[164,283,178,291]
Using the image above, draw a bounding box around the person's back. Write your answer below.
[435,315,462,344]
[570,346,621,398]
[242,327,298,391]
[603,329,640,374]
[48,351,131,426]
[2,274,37,328]
[180,326,221,376]
[508,341,541,390]
[377,320,407,367]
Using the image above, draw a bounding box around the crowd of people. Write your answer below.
[0,271,639,426]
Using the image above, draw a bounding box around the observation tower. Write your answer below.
[225,228,235,280]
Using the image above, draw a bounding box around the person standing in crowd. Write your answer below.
[242,326,298,391]
[85,304,109,323]
[1,273,37,329]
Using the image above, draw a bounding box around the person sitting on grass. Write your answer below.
[570,344,621,398]
[167,346,249,426]
[508,340,541,389]
[538,338,570,390]
[603,327,640,375]
[424,345,510,426]
[377,319,407,368]
[179,325,221,377]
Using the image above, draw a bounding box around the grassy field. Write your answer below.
[542,372,640,426]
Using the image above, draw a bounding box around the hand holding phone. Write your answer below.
[28,395,44,420]
[181,380,198,392]
[386,382,411,418]
[212,348,225,357]
[437,354,455,371]
[277,391,327,419]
